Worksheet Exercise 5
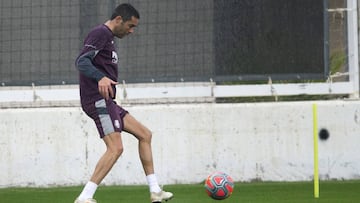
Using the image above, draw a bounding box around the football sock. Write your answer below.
[78,181,98,200]
[146,174,162,193]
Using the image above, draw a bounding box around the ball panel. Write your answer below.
[215,188,227,199]
[213,175,225,185]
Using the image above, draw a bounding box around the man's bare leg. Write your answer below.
[77,132,123,201]
[123,113,173,202]
[90,132,124,183]
[123,114,154,175]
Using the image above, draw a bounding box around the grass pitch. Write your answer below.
[1,180,360,203]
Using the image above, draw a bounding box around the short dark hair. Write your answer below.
[110,3,140,21]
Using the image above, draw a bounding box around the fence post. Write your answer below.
[348,0,360,98]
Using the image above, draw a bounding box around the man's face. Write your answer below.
[113,16,139,38]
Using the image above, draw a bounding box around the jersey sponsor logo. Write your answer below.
[112,51,118,64]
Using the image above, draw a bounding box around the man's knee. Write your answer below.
[141,129,152,143]
[109,144,124,158]
[104,133,124,157]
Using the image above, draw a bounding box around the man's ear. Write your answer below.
[115,16,123,24]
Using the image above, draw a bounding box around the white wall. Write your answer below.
[0,100,360,187]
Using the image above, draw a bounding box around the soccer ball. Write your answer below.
[204,171,234,200]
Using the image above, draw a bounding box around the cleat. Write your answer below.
[74,198,97,203]
[151,190,173,202]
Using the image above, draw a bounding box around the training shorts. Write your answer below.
[81,99,128,138]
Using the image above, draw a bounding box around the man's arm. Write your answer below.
[76,50,117,100]
[75,50,105,81]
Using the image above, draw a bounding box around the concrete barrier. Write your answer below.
[0,100,360,187]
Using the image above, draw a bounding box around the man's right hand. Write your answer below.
[98,77,118,100]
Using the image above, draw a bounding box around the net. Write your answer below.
[0,0,349,86]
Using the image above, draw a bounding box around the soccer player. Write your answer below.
[74,3,173,203]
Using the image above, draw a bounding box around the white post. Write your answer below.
[347,0,359,98]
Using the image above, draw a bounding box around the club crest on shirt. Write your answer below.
[114,120,120,129]
[112,51,118,64]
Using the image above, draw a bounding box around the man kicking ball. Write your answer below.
[74,3,173,203]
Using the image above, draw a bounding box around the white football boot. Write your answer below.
[150,190,174,202]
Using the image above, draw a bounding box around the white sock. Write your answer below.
[78,181,98,200]
[146,174,162,193]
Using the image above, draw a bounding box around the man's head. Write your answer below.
[109,4,140,38]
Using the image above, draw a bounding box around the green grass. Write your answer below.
[1,180,360,203]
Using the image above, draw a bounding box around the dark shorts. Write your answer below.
[82,99,128,138]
